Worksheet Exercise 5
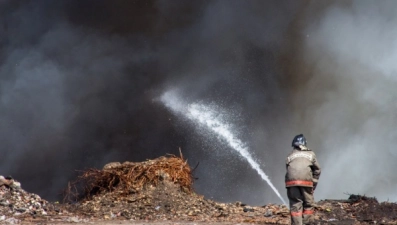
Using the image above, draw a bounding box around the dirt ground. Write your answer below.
[2,156,397,224]
[22,221,270,225]
[13,191,397,225]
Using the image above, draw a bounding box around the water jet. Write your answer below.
[160,90,286,205]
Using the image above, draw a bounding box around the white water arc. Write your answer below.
[160,91,286,205]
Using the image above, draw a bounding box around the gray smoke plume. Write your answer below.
[288,0,397,202]
[1,0,395,205]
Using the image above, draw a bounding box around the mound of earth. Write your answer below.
[315,195,397,224]
[66,177,289,224]
[0,154,397,224]
[63,154,290,224]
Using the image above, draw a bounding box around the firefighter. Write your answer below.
[285,134,321,225]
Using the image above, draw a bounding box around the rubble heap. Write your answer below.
[65,154,290,224]
[0,176,73,224]
[65,154,194,201]
[316,195,397,224]
[63,154,397,224]
[1,154,397,224]
[67,178,290,223]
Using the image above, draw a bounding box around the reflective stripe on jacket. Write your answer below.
[285,148,321,188]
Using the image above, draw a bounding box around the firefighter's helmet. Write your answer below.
[292,134,307,147]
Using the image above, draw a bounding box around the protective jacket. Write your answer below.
[285,147,321,188]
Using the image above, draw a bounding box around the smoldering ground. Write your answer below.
[0,0,396,205]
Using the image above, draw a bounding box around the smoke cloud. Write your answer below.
[0,0,395,205]
[289,0,397,201]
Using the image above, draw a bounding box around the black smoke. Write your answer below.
[0,0,195,200]
[1,0,396,205]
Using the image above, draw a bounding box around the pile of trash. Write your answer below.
[64,153,194,202]
[66,179,290,223]
[0,175,76,224]
[315,195,397,224]
[64,154,290,224]
[1,154,397,224]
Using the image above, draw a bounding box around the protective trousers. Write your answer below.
[287,186,315,225]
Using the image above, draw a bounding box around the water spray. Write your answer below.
[160,90,287,205]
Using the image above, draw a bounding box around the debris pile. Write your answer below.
[65,154,291,223]
[1,155,397,224]
[67,180,290,223]
[0,175,73,224]
[316,195,397,224]
[65,153,194,202]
